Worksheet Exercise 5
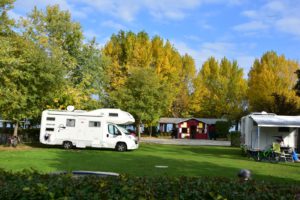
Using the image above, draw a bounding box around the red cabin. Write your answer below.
[159,118,225,139]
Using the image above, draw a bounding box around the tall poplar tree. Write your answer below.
[248,51,300,114]
[191,57,247,120]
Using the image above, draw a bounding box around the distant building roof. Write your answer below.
[159,117,227,125]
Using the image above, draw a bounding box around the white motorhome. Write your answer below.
[39,108,138,151]
[241,112,300,151]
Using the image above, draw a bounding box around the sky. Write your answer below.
[9,0,300,78]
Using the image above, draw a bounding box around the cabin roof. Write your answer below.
[250,114,300,127]
[159,117,226,125]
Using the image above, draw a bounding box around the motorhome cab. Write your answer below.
[39,107,138,151]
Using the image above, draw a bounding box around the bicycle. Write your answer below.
[256,147,279,163]
[7,136,19,147]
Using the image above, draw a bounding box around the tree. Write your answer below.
[21,5,107,110]
[103,31,195,118]
[171,54,196,117]
[271,93,299,115]
[0,3,107,136]
[0,0,15,35]
[0,34,66,136]
[248,51,300,113]
[190,57,247,120]
[110,67,169,138]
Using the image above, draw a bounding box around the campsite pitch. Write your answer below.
[0,143,299,183]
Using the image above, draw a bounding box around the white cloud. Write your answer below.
[172,39,255,76]
[67,0,246,23]
[144,0,200,20]
[233,21,269,32]
[276,17,300,36]
[13,0,88,19]
[235,0,300,38]
[101,20,126,30]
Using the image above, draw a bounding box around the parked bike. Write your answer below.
[7,136,18,147]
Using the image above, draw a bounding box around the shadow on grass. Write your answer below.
[39,144,300,184]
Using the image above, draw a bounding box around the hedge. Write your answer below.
[230,131,241,147]
[215,121,231,138]
[0,169,299,199]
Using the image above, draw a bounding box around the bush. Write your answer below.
[18,128,40,143]
[229,131,241,147]
[215,121,231,138]
[0,169,299,200]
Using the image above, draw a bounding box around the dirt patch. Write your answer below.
[0,145,33,151]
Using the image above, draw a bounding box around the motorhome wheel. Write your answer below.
[63,141,73,149]
[116,142,127,152]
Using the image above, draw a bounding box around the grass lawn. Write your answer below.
[0,143,299,183]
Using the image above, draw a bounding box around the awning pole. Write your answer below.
[257,126,260,150]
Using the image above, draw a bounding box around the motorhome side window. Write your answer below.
[66,119,75,127]
[46,117,55,121]
[108,124,121,135]
[278,127,289,132]
[109,113,118,117]
[89,121,101,127]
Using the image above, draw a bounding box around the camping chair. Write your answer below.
[272,143,293,162]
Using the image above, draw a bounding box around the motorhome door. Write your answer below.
[106,124,122,148]
[57,117,76,138]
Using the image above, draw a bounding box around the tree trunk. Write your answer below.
[149,126,152,137]
[13,121,18,137]
[136,121,141,139]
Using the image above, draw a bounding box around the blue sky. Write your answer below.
[9,0,300,77]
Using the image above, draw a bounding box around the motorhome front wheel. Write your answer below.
[115,142,127,152]
[63,141,73,149]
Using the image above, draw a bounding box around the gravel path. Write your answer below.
[140,138,231,146]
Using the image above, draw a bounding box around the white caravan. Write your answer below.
[241,112,300,151]
[39,108,138,151]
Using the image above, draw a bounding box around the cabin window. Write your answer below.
[45,128,54,132]
[89,121,101,127]
[66,119,75,127]
[182,128,187,133]
[109,113,118,117]
[278,127,289,132]
[46,117,55,121]
[108,124,121,135]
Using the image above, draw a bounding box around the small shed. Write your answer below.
[159,118,225,139]
[241,112,300,151]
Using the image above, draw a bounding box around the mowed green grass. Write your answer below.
[0,143,299,182]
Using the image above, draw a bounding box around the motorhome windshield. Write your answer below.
[117,126,130,135]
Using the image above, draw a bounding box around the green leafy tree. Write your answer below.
[110,67,169,137]
[248,51,300,113]
[21,5,107,110]
[0,34,66,135]
[0,0,15,35]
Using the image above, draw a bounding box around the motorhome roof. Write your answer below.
[46,109,104,117]
[250,111,276,116]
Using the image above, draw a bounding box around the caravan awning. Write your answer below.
[251,115,300,127]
